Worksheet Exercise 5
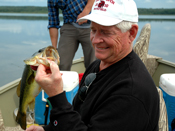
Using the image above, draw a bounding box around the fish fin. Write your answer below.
[16,80,21,97]
[16,109,26,130]
[28,100,35,112]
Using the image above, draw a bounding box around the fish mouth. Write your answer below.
[30,65,38,71]
[24,46,60,68]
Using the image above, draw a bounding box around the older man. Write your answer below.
[26,0,159,131]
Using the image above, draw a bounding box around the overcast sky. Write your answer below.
[0,0,175,8]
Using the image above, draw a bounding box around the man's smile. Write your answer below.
[96,46,109,50]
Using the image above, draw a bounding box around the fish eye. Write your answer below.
[38,47,45,53]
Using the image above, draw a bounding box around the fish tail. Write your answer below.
[16,110,26,130]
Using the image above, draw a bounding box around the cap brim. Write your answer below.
[78,13,122,26]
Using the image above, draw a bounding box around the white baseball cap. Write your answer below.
[78,0,138,26]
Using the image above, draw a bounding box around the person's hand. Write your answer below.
[76,11,88,25]
[25,125,44,131]
[35,61,64,97]
[76,0,95,25]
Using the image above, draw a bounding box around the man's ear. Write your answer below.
[129,24,138,42]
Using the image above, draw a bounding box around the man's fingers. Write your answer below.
[50,61,61,77]
[35,64,50,83]
[77,20,87,25]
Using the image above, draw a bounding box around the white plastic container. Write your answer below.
[159,73,175,131]
[35,71,79,125]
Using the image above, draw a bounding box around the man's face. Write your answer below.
[90,22,132,64]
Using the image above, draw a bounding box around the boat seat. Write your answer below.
[133,23,151,66]
[133,23,161,77]
[133,23,168,131]
[157,87,168,131]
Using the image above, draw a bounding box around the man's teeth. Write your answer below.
[97,47,108,49]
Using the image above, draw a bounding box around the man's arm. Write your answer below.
[49,28,58,49]
[48,0,60,48]
[77,0,95,25]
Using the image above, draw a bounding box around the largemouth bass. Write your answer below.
[16,46,60,130]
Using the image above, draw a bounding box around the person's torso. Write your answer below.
[58,0,88,23]
[73,51,159,130]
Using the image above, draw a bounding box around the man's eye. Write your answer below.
[102,31,115,36]
[104,32,110,34]
[91,29,96,33]
[102,31,110,35]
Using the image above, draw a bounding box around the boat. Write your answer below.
[0,23,175,130]
[1,56,175,130]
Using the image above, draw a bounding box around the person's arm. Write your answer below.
[49,28,58,49]
[33,61,153,130]
[26,94,151,131]
[43,93,150,131]
[77,0,95,25]
[48,0,60,48]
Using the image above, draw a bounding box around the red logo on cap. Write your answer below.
[98,1,105,7]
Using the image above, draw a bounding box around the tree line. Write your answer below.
[138,8,175,15]
[0,6,48,14]
[0,6,175,15]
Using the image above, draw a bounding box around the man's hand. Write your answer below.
[77,0,95,25]
[77,11,88,25]
[25,125,44,131]
[35,61,63,97]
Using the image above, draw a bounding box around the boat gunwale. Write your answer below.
[1,57,175,95]
[157,59,175,68]
[0,78,21,95]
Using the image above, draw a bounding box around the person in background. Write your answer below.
[48,0,96,71]
[26,0,160,130]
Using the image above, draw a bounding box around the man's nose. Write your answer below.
[91,32,103,44]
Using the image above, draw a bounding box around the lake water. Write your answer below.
[0,14,175,87]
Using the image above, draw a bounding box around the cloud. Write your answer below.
[135,0,175,8]
[0,0,47,6]
[166,0,174,3]
[170,34,175,38]
[22,40,48,46]
[144,0,151,2]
